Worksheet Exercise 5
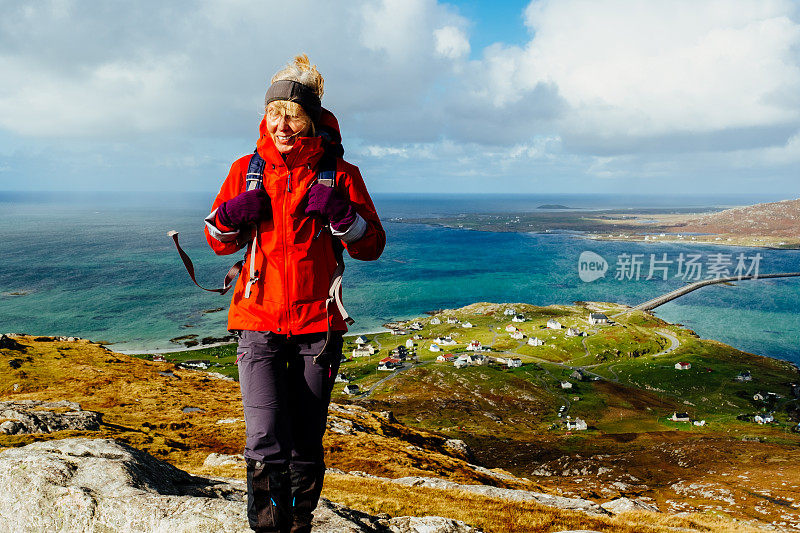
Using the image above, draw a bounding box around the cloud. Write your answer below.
[0,0,799,194]
[0,0,468,142]
[474,0,800,154]
[434,26,470,59]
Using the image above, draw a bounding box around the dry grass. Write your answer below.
[0,335,784,532]
[323,474,762,533]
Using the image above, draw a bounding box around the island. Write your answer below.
[394,198,800,249]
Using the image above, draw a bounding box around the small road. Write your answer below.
[653,329,681,356]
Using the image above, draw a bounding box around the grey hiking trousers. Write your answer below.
[236,330,342,467]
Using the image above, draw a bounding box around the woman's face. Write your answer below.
[266,102,311,154]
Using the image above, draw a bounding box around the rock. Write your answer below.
[0,334,26,351]
[387,516,478,532]
[0,438,478,532]
[216,418,244,425]
[377,410,397,423]
[601,497,659,514]
[390,476,607,515]
[204,453,244,468]
[443,439,474,462]
[0,400,102,434]
[468,464,525,484]
[207,372,235,381]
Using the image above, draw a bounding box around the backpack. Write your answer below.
[167,140,354,339]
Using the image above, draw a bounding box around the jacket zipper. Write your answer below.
[283,169,291,333]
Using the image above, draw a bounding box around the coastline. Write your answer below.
[118,328,394,355]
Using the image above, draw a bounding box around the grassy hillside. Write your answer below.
[3,299,800,531]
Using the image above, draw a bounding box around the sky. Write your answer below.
[0,0,799,196]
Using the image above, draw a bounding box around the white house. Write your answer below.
[434,336,457,346]
[428,343,441,352]
[436,353,455,363]
[506,357,522,368]
[377,357,401,371]
[461,322,473,328]
[430,317,441,325]
[693,420,706,426]
[412,334,423,340]
[466,354,487,366]
[334,373,349,383]
[405,338,414,349]
[546,319,562,329]
[755,413,774,424]
[588,313,609,325]
[454,358,469,369]
[466,340,482,351]
[527,337,544,346]
[409,322,424,331]
[352,345,376,358]
[504,324,518,333]
[736,371,752,382]
[446,317,460,324]
[355,335,369,345]
[560,381,573,389]
[670,412,690,422]
[512,314,526,323]
[390,329,407,336]
[675,362,691,370]
[510,331,524,340]
[753,391,780,402]
[566,327,583,337]
[183,360,210,370]
[566,418,588,431]
[343,384,360,395]
[503,308,516,316]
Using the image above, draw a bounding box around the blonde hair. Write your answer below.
[271,54,324,99]
[266,54,324,134]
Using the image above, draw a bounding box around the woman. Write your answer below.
[204,55,385,533]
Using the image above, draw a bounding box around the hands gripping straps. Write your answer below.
[168,145,354,334]
[243,151,266,298]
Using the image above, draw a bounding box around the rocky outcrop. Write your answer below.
[203,452,243,468]
[0,334,26,352]
[0,438,480,532]
[0,400,102,435]
[600,497,659,514]
[338,471,607,516]
[390,476,608,515]
[443,439,474,462]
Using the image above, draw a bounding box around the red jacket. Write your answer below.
[205,111,385,335]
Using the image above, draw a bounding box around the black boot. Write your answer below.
[246,458,292,533]
[290,463,326,533]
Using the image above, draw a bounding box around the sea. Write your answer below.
[1,191,799,366]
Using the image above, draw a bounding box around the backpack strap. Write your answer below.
[243,150,265,298]
[313,144,355,363]
[246,150,266,191]
[167,230,242,294]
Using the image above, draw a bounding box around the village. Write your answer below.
[329,303,800,434]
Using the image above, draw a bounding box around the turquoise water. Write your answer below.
[0,192,798,364]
